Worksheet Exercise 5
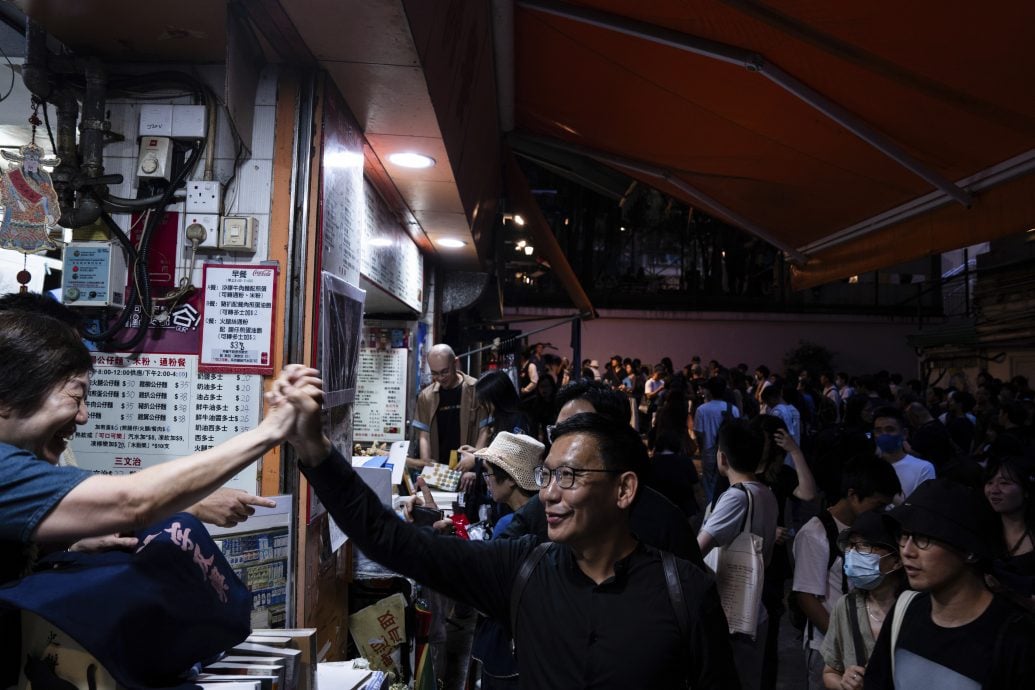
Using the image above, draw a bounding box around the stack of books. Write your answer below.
[195,629,316,690]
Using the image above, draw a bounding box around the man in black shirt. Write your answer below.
[500,379,704,567]
[276,365,739,690]
[863,479,1035,689]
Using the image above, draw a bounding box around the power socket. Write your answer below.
[219,216,256,252]
[186,181,222,214]
[184,214,220,249]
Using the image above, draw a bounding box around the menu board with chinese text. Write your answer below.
[199,264,278,374]
[70,353,262,493]
[352,324,408,443]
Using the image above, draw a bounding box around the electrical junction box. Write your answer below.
[61,241,128,308]
[138,104,173,137]
[219,216,256,252]
[186,180,222,214]
[137,136,173,180]
[171,105,207,139]
[184,214,220,249]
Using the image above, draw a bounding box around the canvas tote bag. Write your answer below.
[703,484,765,637]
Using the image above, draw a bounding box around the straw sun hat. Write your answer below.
[474,431,545,492]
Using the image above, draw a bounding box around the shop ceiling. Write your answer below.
[12,1,1035,292]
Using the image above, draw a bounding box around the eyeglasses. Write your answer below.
[897,531,933,550]
[430,365,455,378]
[533,464,621,489]
[845,542,880,555]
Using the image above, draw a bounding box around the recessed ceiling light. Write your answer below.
[388,152,436,169]
[437,238,467,249]
[369,237,392,247]
[513,214,526,226]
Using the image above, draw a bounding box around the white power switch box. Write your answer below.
[186,180,222,214]
[185,214,220,249]
[137,136,173,180]
[220,216,256,251]
[138,105,173,137]
[172,105,207,139]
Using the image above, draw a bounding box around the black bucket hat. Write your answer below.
[884,478,998,560]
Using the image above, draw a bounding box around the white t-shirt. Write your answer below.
[694,399,740,450]
[701,481,779,566]
[890,453,936,500]
[792,513,848,651]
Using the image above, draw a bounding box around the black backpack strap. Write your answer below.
[817,509,847,594]
[510,542,553,635]
[845,592,868,667]
[662,551,690,642]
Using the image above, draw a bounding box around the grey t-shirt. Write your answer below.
[701,480,778,566]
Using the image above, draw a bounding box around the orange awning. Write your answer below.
[512,1,1035,288]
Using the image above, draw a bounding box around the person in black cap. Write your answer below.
[862,478,1035,689]
[820,511,906,690]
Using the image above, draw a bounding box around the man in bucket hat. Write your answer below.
[862,478,1035,689]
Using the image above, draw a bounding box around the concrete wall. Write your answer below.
[505,307,928,379]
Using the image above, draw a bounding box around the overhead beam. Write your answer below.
[791,168,1035,290]
[504,146,596,318]
[518,0,972,207]
[522,134,808,263]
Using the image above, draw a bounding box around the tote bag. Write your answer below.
[0,513,251,689]
[703,484,765,637]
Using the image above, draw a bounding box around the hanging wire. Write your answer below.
[0,41,15,103]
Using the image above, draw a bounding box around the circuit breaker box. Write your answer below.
[61,241,129,308]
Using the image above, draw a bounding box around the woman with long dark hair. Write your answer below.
[985,455,1035,595]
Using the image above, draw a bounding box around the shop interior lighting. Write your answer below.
[388,152,436,169]
[524,245,535,255]
[515,239,527,250]
[369,237,392,247]
[437,237,467,249]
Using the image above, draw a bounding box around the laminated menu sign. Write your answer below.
[69,353,262,493]
[200,264,278,374]
[352,346,407,443]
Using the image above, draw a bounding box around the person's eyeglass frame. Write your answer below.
[897,531,934,550]
[533,464,622,490]
[430,364,455,378]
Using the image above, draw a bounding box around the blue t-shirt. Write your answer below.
[1,442,91,687]
[1,442,91,559]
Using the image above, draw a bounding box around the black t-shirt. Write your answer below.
[864,592,1035,690]
[436,384,462,464]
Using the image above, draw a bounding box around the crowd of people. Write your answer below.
[3,288,1035,690]
[413,343,1035,689]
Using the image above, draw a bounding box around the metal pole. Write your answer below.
[519,0,971,207]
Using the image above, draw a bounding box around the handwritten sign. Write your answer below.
[200,264,278,374]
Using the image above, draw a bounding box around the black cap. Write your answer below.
[884,478,998,559]
[838,510,897,553]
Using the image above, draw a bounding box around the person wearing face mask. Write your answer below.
[820,512,907,690]
[871,407,935,503]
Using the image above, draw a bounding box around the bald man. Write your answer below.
[411,344,490,469]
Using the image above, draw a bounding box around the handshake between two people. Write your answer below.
[262,364,332,467]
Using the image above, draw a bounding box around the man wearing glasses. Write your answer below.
[861,478,1035,689]
[280,366,738,689]
[411,344,490,469]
